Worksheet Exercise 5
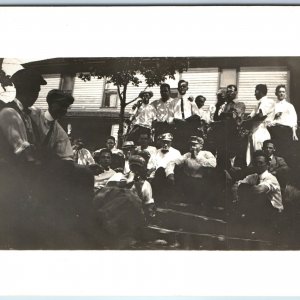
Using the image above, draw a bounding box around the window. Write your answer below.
[60,74,75,94]
[219,69,237,88]
[170,88,178,99]
[103,90,118,107]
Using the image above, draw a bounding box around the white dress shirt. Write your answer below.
[273,99,298,128]
[153,146,182,169]
[238,170,283,211]
[165,150,217,177]
[170,95,199,120]
[131,103,156,128]
[151,97,174,123]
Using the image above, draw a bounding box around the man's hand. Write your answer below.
[274,112,282,120]
[293,132,298,141]
[167,174,175,185]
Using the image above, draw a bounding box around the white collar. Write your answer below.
[45,110,54,121]
[259,169,270,180]
[276,99,287,104]
[14,98,24,111]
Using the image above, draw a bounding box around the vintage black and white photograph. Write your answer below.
[1,56,300,250]
[2,6,300,254]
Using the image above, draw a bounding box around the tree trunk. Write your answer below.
[117,84,127,148]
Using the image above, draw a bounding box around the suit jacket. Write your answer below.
[268,155,289,175]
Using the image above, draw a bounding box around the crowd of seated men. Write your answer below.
[0,68,299,248]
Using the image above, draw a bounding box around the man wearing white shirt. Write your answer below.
[246,84,275,165]
[127,91,156,142]
[151,133,181,203]
[238,150,283,223]
[268,85,298,160]
[169,80,200,153]
[151,83,175,141]
[166,136,218,205]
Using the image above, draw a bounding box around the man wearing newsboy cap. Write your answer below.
[0,68,47,164]
[0,68,47,248]
[165,135,217,205]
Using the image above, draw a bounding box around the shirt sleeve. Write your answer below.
[141,180,154,204]
[165,154,185,176]
[289,103,298,128]
[0,108,30,155]
[198,151,217,168]
[260,99,275,117]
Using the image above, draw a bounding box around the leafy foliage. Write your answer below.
[0,58,13,92]
[78,57,189,145]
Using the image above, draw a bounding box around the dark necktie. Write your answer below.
[256,175,261,185]
[42,121,55,147]
[181,98,185,120]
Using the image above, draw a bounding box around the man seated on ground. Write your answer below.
[237,150,283,223]
[94,148,116,189]
[151,133,182,204]
[136,132,157,177]
[121,141,136,175]
[165,136,218,206]
[73,137,95,165]
[262,139,289,192]
[94,136,123,156]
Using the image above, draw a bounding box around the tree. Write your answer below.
[78,57,189,147]
[0,58,13,107]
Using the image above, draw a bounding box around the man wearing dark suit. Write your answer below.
[262,139,289,192]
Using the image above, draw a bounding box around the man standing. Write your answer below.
[169,80,200,153]
[0,69,47,165]
[127,90,156,143]
[246,84,275,165]
[151,83,175,140]
[214,85,245,121]
[0,68,47,249]
[268,84,298,160]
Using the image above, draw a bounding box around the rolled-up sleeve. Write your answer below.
[0,108,30,155]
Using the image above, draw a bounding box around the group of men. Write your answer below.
[0,67,299,248]
[121,79,299,222]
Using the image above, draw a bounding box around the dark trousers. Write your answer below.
[268,125,294,162]
[126,125,151,144]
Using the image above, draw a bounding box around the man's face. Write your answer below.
[263,142,275,157]
[190,141,203,153]
[253,155,268,175]
[141,93,151,104]
[161,140,172,152]
[277,87,286,101]
[160,86,170,101]
[99,152,111,169]
[138,134,149,147]
[20,84,41,108]
[196,97,206,109]
[106,139,115,150]
[129,163,145,176]
[255,89,263,100]
[49,101,70,120]
[178,82,188,96]
[123,147,135,159]
[226,86,237,101]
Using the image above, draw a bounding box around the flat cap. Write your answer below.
[160,133,173,142]
[11,68,47,87]
[189,136,204,144]
[122,141,135,149]
[129,155,147,168]
[46,89,74,105]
